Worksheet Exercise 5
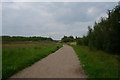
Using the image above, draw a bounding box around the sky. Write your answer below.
[2,2,118,40]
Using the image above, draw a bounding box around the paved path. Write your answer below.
[11,45,86,78]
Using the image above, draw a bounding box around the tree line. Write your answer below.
[77,3,120,54]
[61,36,75,43]
[2,36,53,42]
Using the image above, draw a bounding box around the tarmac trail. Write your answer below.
[11,45,86,78]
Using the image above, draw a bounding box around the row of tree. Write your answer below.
[61,36,75,43]
[2,36,53,42]
[77,3,120,54]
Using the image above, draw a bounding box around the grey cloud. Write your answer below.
[2,2,117,40]
[54,2,117,24]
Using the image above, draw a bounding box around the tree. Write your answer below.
[61,36,74,43]
[77,2,120,54]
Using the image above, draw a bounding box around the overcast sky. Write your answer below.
[2,2,117,40]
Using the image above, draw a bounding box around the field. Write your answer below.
[71,45,119,78]
[2,41,62,79]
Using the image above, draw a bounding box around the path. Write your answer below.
[11,45,86,78]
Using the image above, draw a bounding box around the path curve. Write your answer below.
[11,45,86,78]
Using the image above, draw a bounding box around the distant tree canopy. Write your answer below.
[77,3,120,54]
[61,36,74,43]
[2,36,53,42]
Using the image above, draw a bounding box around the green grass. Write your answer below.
[0,37,1,80]
[2,41,62,80]
[71,45,119,78]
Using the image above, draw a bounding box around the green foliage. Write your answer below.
[2,42,62,80]
[2,36,53,42]
[61,36,74,43]
[71,45,119,78]
[76,36,88,46]
[77,3,120,53]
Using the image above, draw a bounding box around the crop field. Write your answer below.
[71,45,119,78]
[2,41,62,79]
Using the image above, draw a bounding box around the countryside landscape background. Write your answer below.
[1,1,120,80]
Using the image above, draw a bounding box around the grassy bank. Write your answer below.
[71,45,119,78]
[2,41,62,79]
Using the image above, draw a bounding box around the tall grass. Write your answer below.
[71,45,119,78]
[2,41,62,80]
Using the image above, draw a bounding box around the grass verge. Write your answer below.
[71,45,119,78]
[2,41,62,80]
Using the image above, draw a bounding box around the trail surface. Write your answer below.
[11,45,86,78]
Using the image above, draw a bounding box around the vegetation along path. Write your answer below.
[11,45,86,78]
